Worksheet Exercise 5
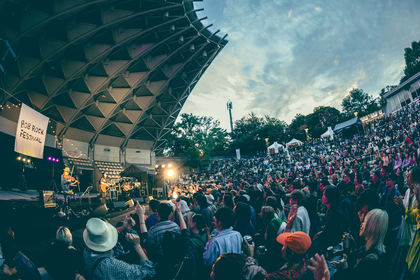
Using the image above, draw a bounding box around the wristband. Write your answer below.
[140,222,145,224]
[180,223,186,227]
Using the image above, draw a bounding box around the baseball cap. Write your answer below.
[276,231,312,255]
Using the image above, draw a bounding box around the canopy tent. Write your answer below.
[321,129,334,138]
[333,117,362,133]
[120,164,156,177]
[267,141,284,154]
[120,165,156,195]
[267,142,284,149]
[286,138,303,147]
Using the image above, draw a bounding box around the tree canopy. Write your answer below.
[164,113,229,167]
[400,40,420,84]
[341,88,381,117]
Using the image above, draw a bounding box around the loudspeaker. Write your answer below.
[39,190,56,208]
[132,197,144,204]
[93,204,108,216]
[113,201,127,210]
[145,196,154,203]
[125,199,134,208]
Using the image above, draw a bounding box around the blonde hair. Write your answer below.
[363,209,388,254]
[56,226,72,246]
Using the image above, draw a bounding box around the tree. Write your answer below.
[289,114,307,141]
[164,113,229,167]
[230,112,265,155]
[306,106,340,138]
[341,88,378,116]
[400,41,420,84]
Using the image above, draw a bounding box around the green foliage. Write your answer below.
[306,106,340,138]
[230,113,289,155]
[289,114,307,141]
[400,41,420,84]
[164,113,229,167]
[341,88,380,116]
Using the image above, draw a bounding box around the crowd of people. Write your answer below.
[1,102,420,280]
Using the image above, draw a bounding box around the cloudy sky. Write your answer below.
[179,0,420,131]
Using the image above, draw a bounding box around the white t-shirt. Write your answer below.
[291,206,311,235]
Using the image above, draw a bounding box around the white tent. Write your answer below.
[321,129,334,138]
[286,138,303,147]
[267,141,284,154]
[267,141,284,149]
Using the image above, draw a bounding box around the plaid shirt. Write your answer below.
[83,248,155,280]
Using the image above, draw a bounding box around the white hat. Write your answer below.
[206,194,214,204]
[83,218,118,252]
[256,184,263,192]
[243,194,251,202]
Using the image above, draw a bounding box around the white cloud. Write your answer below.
[182,0,420,130]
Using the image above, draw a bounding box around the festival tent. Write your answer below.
[333,117,362,133]
[321,129,334,138]
[286,138,303,147]
[267,141,284,154]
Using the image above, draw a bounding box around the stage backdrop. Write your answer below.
[14,104,49,159]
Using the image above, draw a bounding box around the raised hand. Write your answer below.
[123,216,135,231]
[308,254,330,280]
[135,201,145,216]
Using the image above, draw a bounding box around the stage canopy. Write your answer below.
[120,164,155,177]
[286,138,303,147]
[0,0,228,155]
[333,117,362,133]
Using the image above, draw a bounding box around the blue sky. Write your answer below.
[179,0,420,130]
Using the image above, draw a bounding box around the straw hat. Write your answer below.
[83,218,118,252]
[63,167,70,172]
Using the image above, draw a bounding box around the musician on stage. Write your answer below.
[99,173,110,204]
[61,167,74,208]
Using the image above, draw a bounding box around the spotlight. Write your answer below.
[162,165,165,168]
[48,157,51,160]
[23,158,26,162]
[17,156,21,160]
[168,170,174,177]
[168,164,172,168]
[155,165,159,168]
[27,159,30,163]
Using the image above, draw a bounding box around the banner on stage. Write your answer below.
[14,104,49,159]
[236,149,241,160]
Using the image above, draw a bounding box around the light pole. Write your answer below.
[227,100,233,133]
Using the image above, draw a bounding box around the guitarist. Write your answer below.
[99,173,110,204]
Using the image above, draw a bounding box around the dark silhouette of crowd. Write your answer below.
[1,102,420,280]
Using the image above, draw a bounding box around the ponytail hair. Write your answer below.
[192,214,207,233]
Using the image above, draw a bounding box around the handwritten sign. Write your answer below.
[14,104,49,159]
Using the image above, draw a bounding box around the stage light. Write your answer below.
[17,156,21,160]
[168,170,174,177]
[162,165,165,168]
[48,157,51,160]
[23,158,26,162]
[168,164,172,168]
[155,165,159,168]
[27,159,30,163]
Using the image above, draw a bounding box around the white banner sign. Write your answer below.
[14,104,49,159]
[236,149,241,160]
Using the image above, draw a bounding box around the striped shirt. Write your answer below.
[148,220,181,255]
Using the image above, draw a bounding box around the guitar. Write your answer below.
[100,182,111,193]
